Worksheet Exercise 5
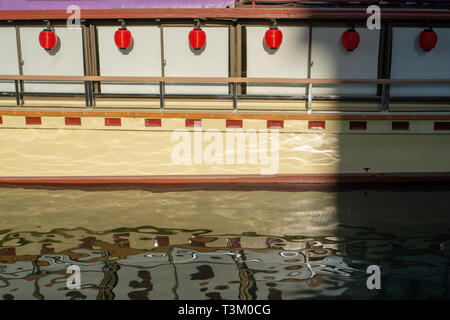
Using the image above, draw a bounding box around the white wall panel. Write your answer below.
[20,26,84,93]
[0,27,20,92]
[310,27,379,96]
[390,27,450,97]
[163,27,229,95]
[246,26,309,96]
[98,26,161,94]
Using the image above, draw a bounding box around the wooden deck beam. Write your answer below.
[1,8,450,21]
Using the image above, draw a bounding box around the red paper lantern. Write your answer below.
[39,29,57,50]
[189,27,206,50]
[341,28,360,51]
[419,28,437,51]
[265,27,283,49]
[114,28,132,49]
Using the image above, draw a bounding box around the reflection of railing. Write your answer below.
[0,75,449,112]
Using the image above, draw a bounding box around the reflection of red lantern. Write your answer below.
[39,29,57,50]
[189,27,206,50]
[114,27,132,49]
[341,28,360,51]
[265,27,283,49]
[419,28,437,51]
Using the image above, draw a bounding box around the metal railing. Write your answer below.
[0,75,449,113]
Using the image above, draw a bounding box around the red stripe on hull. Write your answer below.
[1,173,450,185]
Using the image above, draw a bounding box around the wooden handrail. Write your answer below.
[1,75,450,84]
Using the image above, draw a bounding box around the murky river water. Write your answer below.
[0,185,449,300]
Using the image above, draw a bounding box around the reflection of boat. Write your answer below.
[1,231,448,300]
[0,233,357,300]
[0,1,449,184]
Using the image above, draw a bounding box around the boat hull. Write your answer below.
[1,111,449,184]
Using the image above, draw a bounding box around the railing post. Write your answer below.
[14,80,21,107]
[89,81,94,107]
[233,82,238,110]
[84,81,90,107]
[307,83,313,114]
[159,81,165,109]
[381,83,390,113]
